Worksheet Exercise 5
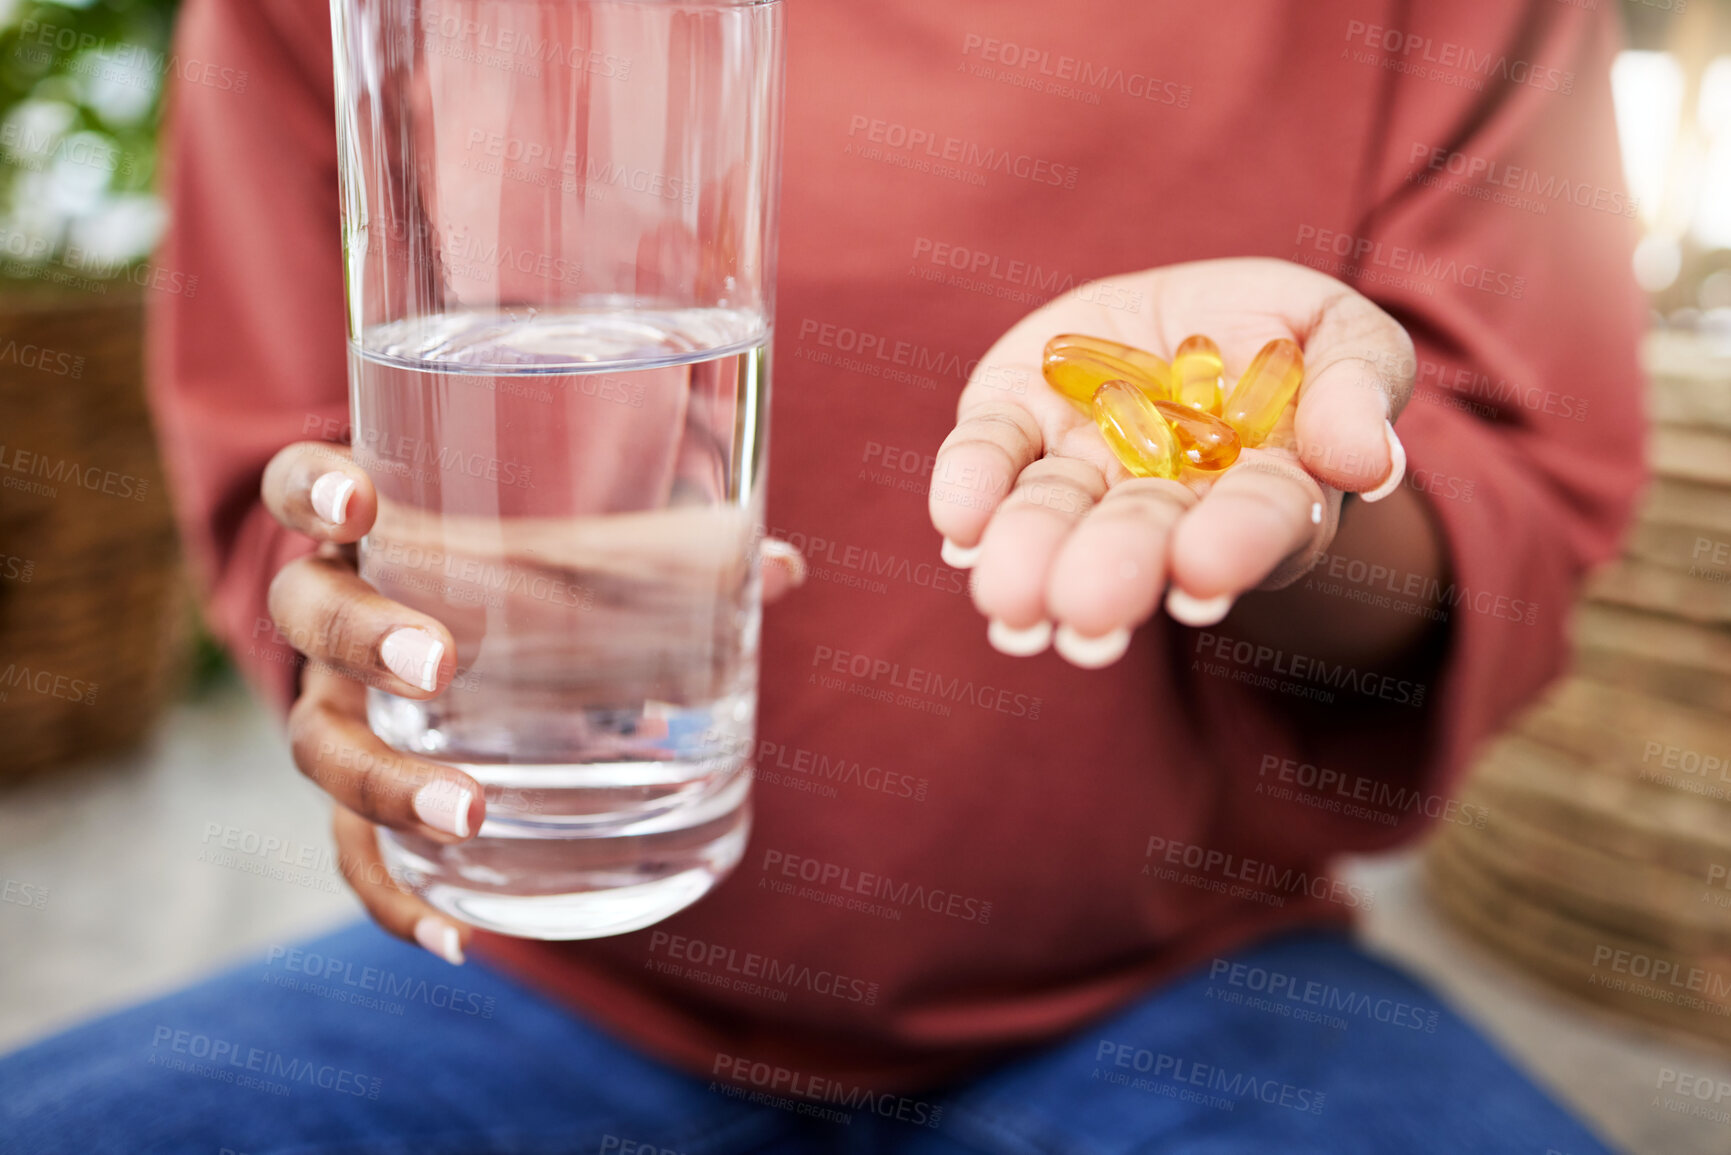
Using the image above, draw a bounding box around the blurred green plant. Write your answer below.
[0,0,180,284]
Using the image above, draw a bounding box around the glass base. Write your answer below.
[419,864,728,940]
[380,781,751,940]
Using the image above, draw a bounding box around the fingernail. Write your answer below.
[310,471,357,526]
[1361,421,1406,503]
[413,779,475,839]
[761,539,807,587]
[1053,624,1131,669]
[941,538,982,569]
[987,618,1052,657]
[381,627,444,692]
[1166,589,1234,628]
[414,916,465,966]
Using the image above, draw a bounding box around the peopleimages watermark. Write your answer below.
[646,930,881,1005]
[1654,1066,1731,1128]
[198,814,503,896]
[196,821,348,896]
[460,129,695,205]
[1293,225,1526,299]
[1,119,139,180]
[758,848,993,925]
[1340,20,1574,96]
[599,1137,683,1155]
[0,443,149,503]
[1638,738,1731,802]
[755,737,929,804]
[791,316,981,392]
[1191,631,1427,709]
[862,436,1011,509]
[262,944,498,1020]
[1143,836,1374,911]
[247,616,488,696]
[1407,142,1636,219]
[1,877,49,912]
[860,440,936,498]
[710,1052,944,1128]
[0,227,199,298]
[1364,349,1591,423]
[0,336,84,378]
[439,223,583,288]
[1693,537,1731,587]
[958,33,1191,109]
[417,3,631,81]
[844,113,1079,190]
[810,644,1044,721]
[910,236,1143,314]
[769,525,968,598]
[1302,551,1540,627]
[1703,863,1731,910]
[351,431,535,491]
[1255,755,1488,830]
[1588,945,1731,1018]
[1204,958,1441,1034]
[15,18,249,93]
[149,1026,381,1100]
[1094,1041,1326,1115]
[0,661,98,707]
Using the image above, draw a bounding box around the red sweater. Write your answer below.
[148,0,1645,1090]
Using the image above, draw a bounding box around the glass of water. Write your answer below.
[329,0,784,939]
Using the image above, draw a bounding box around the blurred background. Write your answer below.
[2,1,1731,1152]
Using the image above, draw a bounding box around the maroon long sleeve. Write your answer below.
[149,0,1645,1089]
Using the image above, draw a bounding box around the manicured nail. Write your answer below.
[1361,421,1406,503]
[309,471,356,526]
[761,539,807,587]
[1053,625,1131,669]
[1166,589,1234,628]
[941,538,982,568]
[381,627,444,692]
[987,618,1052,657]
[413,779,475,839]
[414,916,465,966]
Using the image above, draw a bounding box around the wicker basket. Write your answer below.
[1427,330,1731,1049]
[0,282,187,780]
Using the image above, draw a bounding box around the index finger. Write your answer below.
[262,441,378,544]
[927,399,1044,562]
[333,805,472,966]
[1287,292,1414,498]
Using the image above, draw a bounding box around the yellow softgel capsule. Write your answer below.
[1043,349,1165,410]
[1091,380,1180,479]
[1043,334,1174,405]
[1171,334,1225,414]
[1222,338,1304,448]
[1151,399,1240,473]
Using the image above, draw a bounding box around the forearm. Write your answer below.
[1227,482,1452,669]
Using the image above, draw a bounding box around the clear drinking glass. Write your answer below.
[329,0,783,939]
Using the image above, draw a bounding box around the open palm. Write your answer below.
[928,257,1413,667]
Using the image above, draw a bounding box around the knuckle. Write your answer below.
[286,699,334,783]
[952,402,1039,447]
[1228,478,1309,521]
[352,756,385,818]
[1101,478,1193,518]
[315,585,377,669]
[265,558,312,640]
[1007,465,1098,519]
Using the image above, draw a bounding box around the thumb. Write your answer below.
[1288,293,1413,500]
[760,538,806,603]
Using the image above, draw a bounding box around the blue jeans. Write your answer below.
[0,923,1613,1154]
